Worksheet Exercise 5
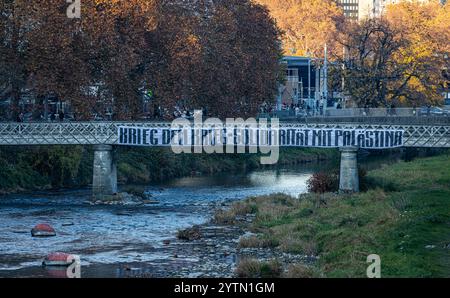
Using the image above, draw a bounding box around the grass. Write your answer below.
[218,152,450,277]
[238,235,279,248]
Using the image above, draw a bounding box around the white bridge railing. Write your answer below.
[0,121,450,148]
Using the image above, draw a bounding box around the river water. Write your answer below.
[0,154,403,277]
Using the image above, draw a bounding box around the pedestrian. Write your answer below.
[59,111,64,122]
[17,112,24,123]
[391,103,396,116]
[50,113,56,122]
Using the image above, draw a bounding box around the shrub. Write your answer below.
[213,202,257,225]
[235,259,261,278]
[213,210,237,225]
[307,168,369,193]
[235,259,282,278]
[307,171,339,193]
[260,260,282,278]
[284,264,316,278]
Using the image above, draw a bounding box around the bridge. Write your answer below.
[1,117,449,198]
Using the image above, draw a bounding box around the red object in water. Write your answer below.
[45,266,71,278]
[42,252,75,267]
[31,223,56,237]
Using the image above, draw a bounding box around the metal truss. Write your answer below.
[0,121,449,148]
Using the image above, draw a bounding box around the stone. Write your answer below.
[31,223,56,237]
[177,226,202,241]
[339,147,359,192]
[142,199,159,205]
[116,212,132,216]
[92,144,117,199]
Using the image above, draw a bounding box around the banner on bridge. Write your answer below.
[118,126,404,149]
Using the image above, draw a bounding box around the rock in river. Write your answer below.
[31,223,56,237]
[42,252,76,266]
[177,225,202,241]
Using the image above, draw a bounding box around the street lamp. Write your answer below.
[307,52,311,102]
[323,44,328,115]
[307,45,329,116]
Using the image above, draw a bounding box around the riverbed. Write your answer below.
[0,152,407,278]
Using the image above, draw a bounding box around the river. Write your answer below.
[0,153,403,278]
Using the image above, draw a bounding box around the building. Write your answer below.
[336,0,436,21]
[336,0,360,20]
[277,56,344,112]
[336,0,386,21]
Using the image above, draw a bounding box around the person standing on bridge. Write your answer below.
[16,112,24,123]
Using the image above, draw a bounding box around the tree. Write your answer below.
[333,19,406,107]
[333,1,450,107]
[255,0,345,57]
[144,0,283,118]
[1,0,157,120]
[0,0,283,120]
[194,0,283,117]
[385,0,450,105]
[0,0,30,119]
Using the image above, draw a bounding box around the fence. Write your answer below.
[325,108,416,117]
[260,108,426,119]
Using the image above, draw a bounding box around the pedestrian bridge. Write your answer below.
[1,118,449,147]
[1,117,449,197]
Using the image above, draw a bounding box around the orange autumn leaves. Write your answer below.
[255,0,345,57]
[257,0,449,106]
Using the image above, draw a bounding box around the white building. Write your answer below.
[337,0,436,21]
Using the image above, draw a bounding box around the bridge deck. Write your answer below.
[0,120,449,147]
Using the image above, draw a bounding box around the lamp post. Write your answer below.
[308,53,311,105]
[323,43,328,115]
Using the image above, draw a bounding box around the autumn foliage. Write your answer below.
[306,171,339,194]
[0,0,282,120]
[1,0,449,117]
[332,1,450,107]
[255,0,345,57]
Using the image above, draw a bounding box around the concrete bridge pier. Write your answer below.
[92,145,117,200]
[339,147,359,193]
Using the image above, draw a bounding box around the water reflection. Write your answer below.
[0,164,335,273]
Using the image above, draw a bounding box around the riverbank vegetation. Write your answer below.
[0,146,338,194]
[220,153,450,277]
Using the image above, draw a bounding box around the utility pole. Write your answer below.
[308,54,311,106]
[277,86,283,111]
[342,45,348,108]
